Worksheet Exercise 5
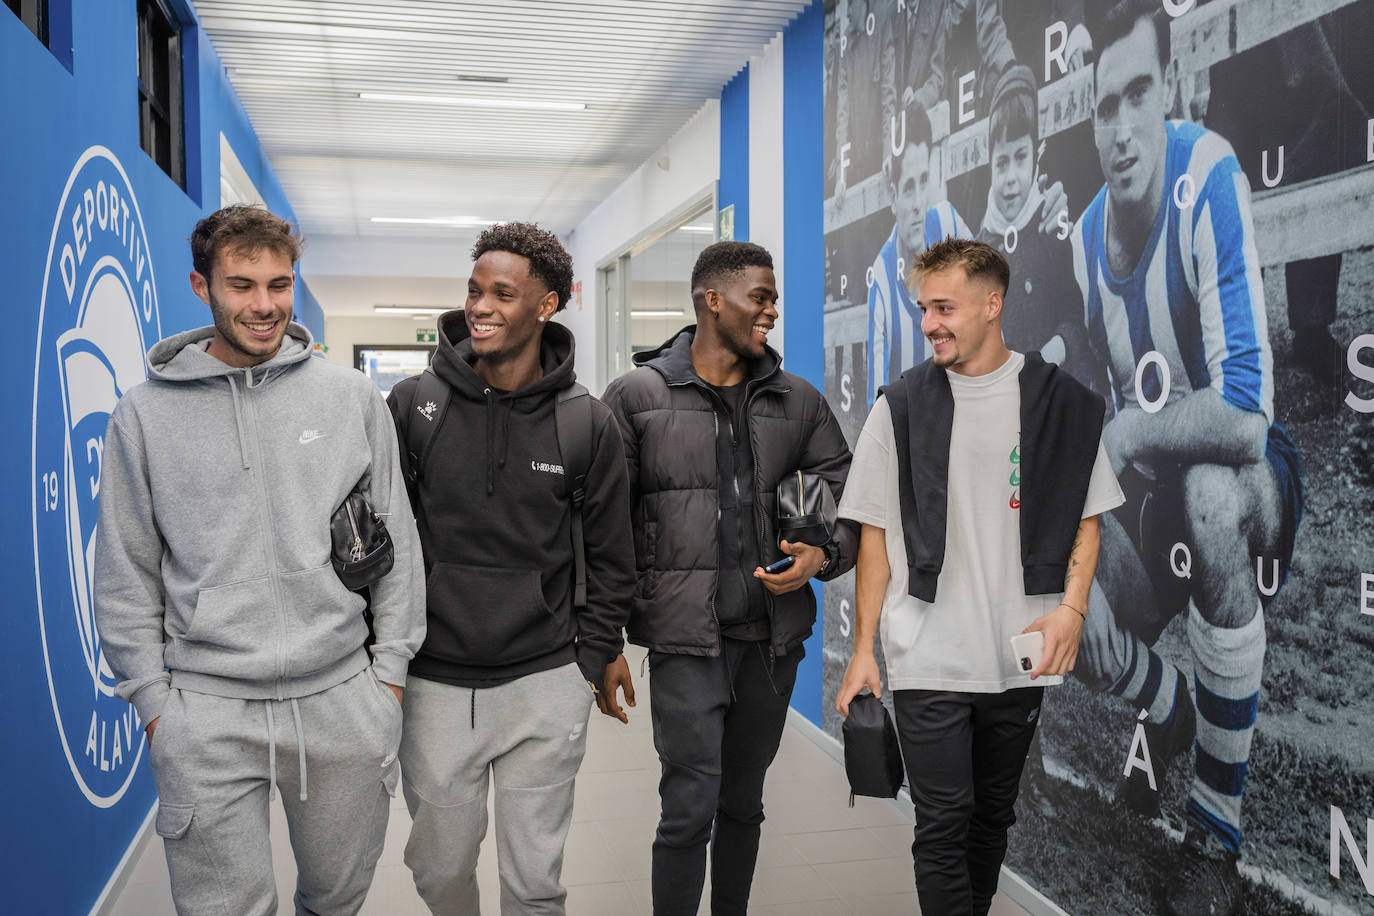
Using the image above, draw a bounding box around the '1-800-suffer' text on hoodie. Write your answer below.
[94,323,426,727]
[387,312,634,691]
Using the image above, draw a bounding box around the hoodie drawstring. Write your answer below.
[227,374,251,470]
[497,402,512,470]
[484,389,496,495]
[482,389,516,494]
[471,688,476,729]
[264,698,309,802]
[291,698,308,801]
[226,366,280,471]
[265,702,277,801]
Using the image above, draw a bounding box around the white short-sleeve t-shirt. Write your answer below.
[838,352,1125,693]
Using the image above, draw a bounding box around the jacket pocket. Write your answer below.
[172,576,278,677]
[424,563,570,666]
[278,562,367,675]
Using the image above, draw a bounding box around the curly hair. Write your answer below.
[689,241,774,296]
[190,205,302,278]
[472,222,574,311]
[914,237,1010,296]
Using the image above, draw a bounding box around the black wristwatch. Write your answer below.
[817,540,840,577]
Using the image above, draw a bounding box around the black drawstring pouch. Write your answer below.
[842,692,904,806]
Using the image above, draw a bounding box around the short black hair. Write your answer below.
[989,65,1038,149]
[1090,0,1169,70]
[471,222,573,311]
[690,241,774,295]
[190,204,301,278]
[893,102,934,183]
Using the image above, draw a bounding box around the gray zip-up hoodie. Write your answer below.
[94,323,425,726]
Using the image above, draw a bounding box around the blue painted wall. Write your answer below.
[714,3,826,726]
[2,3,311,911]
[781,2,826,727]
[718,68,751,241]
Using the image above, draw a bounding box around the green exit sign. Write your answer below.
[417,328,437,343]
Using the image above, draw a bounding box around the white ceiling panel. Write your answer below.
[192,0,807,315]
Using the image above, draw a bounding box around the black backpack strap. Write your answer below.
[404,369,452,485]
[555,383,593,608]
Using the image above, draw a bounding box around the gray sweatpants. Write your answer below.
[148,667,402,916]
[400,662,594,915]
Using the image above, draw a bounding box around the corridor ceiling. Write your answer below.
[191,1,809,314]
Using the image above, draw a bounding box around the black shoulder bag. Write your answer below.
[331,488,394,591]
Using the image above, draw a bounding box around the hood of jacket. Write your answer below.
[633,325,783,388]
[429,309,578,495]
[147,322,315,384]
[432,309,576,399]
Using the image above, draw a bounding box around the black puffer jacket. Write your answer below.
[602,327,858,658]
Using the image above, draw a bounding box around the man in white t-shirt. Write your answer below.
[835,238,1123,916]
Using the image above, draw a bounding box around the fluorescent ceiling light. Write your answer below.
[678,226,714,233]
[631,309,686,318]
[375,305,450,315]
[371,216,495,228]
[359,92,585,112]
[200,17,454,44]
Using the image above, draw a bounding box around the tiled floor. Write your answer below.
[111,648,1030,915]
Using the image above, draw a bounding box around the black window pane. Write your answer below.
[6,0,48,45]
[135,0,183,189]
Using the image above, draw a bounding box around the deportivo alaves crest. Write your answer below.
[32,147,160,807]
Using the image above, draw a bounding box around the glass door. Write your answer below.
[600,199,715,386]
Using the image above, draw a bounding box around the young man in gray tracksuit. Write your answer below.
[94,205,426,916]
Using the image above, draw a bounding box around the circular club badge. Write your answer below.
[31,147,161,806]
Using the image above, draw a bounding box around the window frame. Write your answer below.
[136,0,185,189]
[5,0,48,45]
[595,186,717,390]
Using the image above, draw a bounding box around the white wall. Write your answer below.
[322,314,445,369]
[749,34,787,352]
[565,99,721,392]
[305,234,472,280]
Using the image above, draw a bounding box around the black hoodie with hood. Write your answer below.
[387,311,635,690]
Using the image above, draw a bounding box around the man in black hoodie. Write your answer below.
[602,241,857,916]
[386,223,635,915]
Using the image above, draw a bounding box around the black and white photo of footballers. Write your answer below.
[821,2,1374,914]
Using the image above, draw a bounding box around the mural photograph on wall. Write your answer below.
[820,0,1373,913]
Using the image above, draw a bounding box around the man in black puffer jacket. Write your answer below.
[602,241,858,916]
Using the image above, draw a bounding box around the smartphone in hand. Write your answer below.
[763,555,796,574]
[1009,631,1045,673]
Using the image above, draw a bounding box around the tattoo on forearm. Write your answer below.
[1064,527,1084,590]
